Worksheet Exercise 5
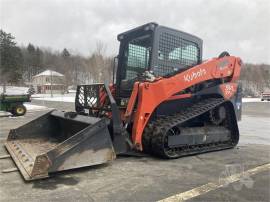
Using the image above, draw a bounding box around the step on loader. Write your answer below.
[5,22,242,180]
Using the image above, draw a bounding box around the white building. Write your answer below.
[32,70,66,94]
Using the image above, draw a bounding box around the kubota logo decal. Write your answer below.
[184,68,207,82]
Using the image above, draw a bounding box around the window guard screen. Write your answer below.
[154,32,200,76]
[126,44,150,80]
[123,34,151,80]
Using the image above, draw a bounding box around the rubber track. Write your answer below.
[142,98,237,158]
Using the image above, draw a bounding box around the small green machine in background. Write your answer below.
[0,94,30,116]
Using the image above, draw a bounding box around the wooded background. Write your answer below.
[1,29,269,96]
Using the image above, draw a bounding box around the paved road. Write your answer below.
[0,101,269,202]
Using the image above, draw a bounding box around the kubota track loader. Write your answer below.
[5,23,242,180]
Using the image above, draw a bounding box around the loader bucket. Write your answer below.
[5,110,116,181]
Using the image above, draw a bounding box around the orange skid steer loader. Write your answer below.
[5,23,242,180]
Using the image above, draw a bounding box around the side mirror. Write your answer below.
[113,56,118,84]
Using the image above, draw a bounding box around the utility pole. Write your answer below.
[50,70,53,98]
[3,83,6,94]
[75,65,78,86]
[0,71,6,94]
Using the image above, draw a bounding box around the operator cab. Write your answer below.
[115,22,203,101]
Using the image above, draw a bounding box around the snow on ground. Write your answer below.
[68,89,76,93]
[32,93,75,103]
[32,93,264,104]
[242,98,263,103]
[0,86,29,95]
[1,86,264,104]
[23,103,48,111]
[0,86,267,104]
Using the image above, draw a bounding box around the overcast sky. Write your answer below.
[1,0,270,63]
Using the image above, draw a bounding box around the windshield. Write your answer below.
[122,34,152,81]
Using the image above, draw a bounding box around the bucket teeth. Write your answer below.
[5,141,38,180]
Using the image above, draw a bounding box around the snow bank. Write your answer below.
[0,86,29,95]
[242,98,262,103]
[30,93,268,104]
[33,95,265,104]
[23,103,48,111]
[32,93,75,103]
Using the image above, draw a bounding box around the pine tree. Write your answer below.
[34,47,43,73]
[26,43,44,80]
[27,43,35,53]
[62,48,70,58]
[0,30,23,84]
